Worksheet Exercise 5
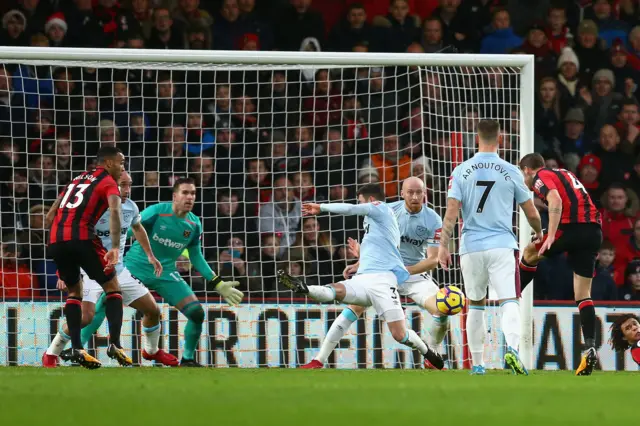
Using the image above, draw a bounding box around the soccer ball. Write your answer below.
[436,286,466,316]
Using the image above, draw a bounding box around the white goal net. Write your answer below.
[0,48,534,368]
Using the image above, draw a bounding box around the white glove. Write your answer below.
[215,280,243,306]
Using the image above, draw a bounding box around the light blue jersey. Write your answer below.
[389,201,443,267]
[448,152,532,255]
[320,202,409,284]
[94,198,141,274]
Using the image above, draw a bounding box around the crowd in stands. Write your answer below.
[1,0,640,303]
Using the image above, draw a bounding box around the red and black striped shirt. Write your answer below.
[532,168,601,225]
[49,167,120,244]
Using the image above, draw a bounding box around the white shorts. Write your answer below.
[398,273,439,307]
[82,267,150,306]
[339,272,404,323]
[460,248,517,302]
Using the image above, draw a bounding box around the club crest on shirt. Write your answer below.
[183,230,191,238]
[416,226,428,237]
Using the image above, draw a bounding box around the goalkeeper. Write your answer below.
[81,177,243,367]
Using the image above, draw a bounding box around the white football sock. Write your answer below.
[426,315,449,350]
[467,307,486,367]
[500,300,521,351]
[400,329,429,355]
[143,323,161,355]
[307,286,336,303]
[46,329,70,356]
[315,309,357,363]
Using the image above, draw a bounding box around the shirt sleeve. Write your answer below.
[513,170,533,204]
[320,202,375,217]
[102,177,120,199]
[187,222,215,282]
[447,169,462,202]
[130,201,141,226]
[533,170,556,198]
[426,210,443,247]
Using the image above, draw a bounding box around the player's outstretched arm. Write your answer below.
[438,197,460,270]
[539,189,563,255]
[131,222,162,277]
[303,202,373,217]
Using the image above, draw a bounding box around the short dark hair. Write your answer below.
[609,314,640,352]
[600,239,616,252]
[173,177,196,192]
[620,98,639,110]
[477,119,500,143]
[519,153,545,170]
[348,2,365,12]
[96,146,122,164]
[357,183,385,201]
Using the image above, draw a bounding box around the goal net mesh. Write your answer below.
[0,56,524,368]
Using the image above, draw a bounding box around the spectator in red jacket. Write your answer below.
[600,183,640,248]
[0,239,37,299]
[545,5,572,55]
[613,217,640,286]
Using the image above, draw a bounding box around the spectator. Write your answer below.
[430,0,464,50]
[44,12,68,47]
[613,217,640,287]
[577,154,605,208]
[610,39,639,96]
[147,7,184,49]
[172,0,213,30]
[583,69,624,139]
[217,236,249,292]
[327,3,372,52]
[94,0,125,47]
[17,0,52,38]
[371,0,421,53]
[0,238,37,299]
[243,158,271,218]
[480,8,523,54]
[65,0,105,47]
[454,0,492,53]
[290,216,335,285]
[303,69,341,127]
[572,20,608,79]
[600,183,640,248]
[274,0,325,52]
[1,9,28,47]
[421,17,446,53]
[535,77,563,154]
[184,111,215,155]
[615,99,640,157]
[213,190,255,248]
[212,0,246,50]
[291,171,322,202]
[561,108,588,157]
[0,66,26,140]
[545,4,571,55]
[213,126,245,188]
[210,83,232,127]
[29,154,57,202]
[597,239,616,279]
[584,0,630,48]
[116,0,154,42]
[556,47,580,106]
[594,124,633,188]
[258,71,298,130]
[237,0,274,50]
[520,22,557,78]
[258,174,302,254]
[185,23,212,50]
[248,233,283,294]
[628,26,640,71]
[366,131,412,199]
[17,203,49,273]
[618,259,640,301]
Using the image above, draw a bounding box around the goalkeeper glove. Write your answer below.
[210,276,243,306]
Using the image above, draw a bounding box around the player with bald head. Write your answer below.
[300,177,449,369]
[43,171,179,368]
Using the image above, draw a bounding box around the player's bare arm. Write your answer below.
[131,222,162,277]
[539,189,563,256]
[407,246,438,275]
[45,194,62,228]
[519,199,543,241]
[106,194,122,266]
[438,197,460,270]
[302,203,321,216]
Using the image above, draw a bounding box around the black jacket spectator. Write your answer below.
[273,3,325,51]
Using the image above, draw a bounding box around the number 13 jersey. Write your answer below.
[49,167,120,244]
[448,152,532,255]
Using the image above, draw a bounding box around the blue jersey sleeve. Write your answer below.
[320,202,377,217]
[447,168,463,201]
[426,210,443,247]
[130,201,141,226]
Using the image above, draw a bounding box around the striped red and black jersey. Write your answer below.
[631,341,640,366]
[49,167,119,244]
[532,168,601,225]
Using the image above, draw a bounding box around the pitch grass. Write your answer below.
[0,368,634,426]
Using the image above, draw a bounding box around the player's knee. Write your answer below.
[144,304,161,323]
[390,327,407,343]
[184,304,205,324]
[81,310,95,326]
[523,243,541,265]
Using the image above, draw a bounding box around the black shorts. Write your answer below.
[535,223,603,278]
[48,239,116,286]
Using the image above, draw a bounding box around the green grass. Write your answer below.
[0,368,634,426]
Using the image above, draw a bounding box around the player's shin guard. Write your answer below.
[500,300,521,350]
[400,329,429,354]
[182,302,205,361]
[307,286,336,302]
[64,297,83,349]
[467,306,486,367]
[105,291,124,348]
[315,308,358,363]
[519,259,537,291]
[426,315,449,349]
[143,324,161,355]
[576,298,596,348]
[81,296,107,347]
[46,328,71,356]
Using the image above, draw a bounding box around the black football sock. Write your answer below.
[576,298,596,349]
[105,291,123,348]
[519,259,537,292]
[64,297,83,350]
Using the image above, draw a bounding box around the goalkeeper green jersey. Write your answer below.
[124,202,215,281]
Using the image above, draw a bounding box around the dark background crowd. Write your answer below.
[1,0,640,303]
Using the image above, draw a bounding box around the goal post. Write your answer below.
[0,47,535,368]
